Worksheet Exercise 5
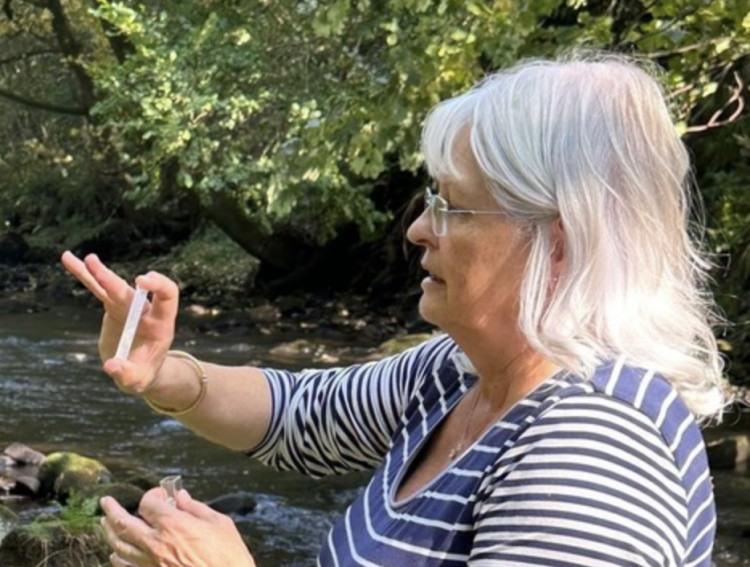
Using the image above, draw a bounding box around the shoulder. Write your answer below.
[473,363,714,564]
[582,360,706,476]
[495,361,710,507]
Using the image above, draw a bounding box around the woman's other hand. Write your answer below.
[101,488,257,567]
[60,251,178,396]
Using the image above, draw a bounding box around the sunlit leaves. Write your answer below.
[82,0,748,251]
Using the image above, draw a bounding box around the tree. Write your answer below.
[1,0,747,295]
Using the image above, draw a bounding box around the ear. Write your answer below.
[550,217,565,274]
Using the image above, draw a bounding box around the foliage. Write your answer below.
[3,494,109,567]
[701,131,750,382]
[84,0,749,240]
[24,493,100,539]
[0,0,748,368]
[2,1,748,247]
[0,0,127,251]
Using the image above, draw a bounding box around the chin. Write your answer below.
[417,296,443,329]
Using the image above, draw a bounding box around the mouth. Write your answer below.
[422,265,445,284]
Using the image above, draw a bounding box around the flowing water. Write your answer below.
[0,306,749,565]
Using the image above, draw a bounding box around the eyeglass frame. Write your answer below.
[423,186,509,237]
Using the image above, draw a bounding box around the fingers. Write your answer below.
[101,497,156,567]
[175,489,220,521]
[135,272,179,323]
[102,357,154,395]
[109,553,140,567]
[61,251,110,305]
[84,253,133,306]
[61,251,132,309]
[137,487,182,526]
[62,251,180,327]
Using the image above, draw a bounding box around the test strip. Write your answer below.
[114,286,148,360]
[160,475,183,507]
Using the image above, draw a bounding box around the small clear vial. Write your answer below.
[160,475,183,507]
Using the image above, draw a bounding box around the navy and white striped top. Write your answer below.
[251,335,715,566]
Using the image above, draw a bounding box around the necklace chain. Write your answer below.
[448,388,483,460]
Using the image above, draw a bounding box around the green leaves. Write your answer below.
[11,0,742,264]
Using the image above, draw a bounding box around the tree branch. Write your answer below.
[0,85,88,115]
[644,38,720,59]
[94,11,135,63]
[686,72,746,133]
[43,0,96,110]
[0,48,61,67]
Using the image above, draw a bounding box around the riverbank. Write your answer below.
[2,260,750,565]
[0,258,431,347]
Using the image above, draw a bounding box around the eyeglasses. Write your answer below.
[423,187,508,236]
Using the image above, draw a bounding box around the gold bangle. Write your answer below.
[144,350,208,417]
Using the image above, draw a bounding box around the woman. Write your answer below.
[61,52,725,566]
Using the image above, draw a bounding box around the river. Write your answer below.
[1,306,749,565]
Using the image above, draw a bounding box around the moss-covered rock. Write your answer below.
[38,452,112,503]
[0,496,108,567]
[0,522,109,567]
[81,482,145,514]
[120,471,161,492]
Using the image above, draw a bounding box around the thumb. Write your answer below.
[102,357,153,396]
[175,490,219,521]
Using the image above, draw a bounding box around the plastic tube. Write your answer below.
[114,286,148,360]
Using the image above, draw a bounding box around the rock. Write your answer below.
[81,483,145,515]
[206,492,258,516]
[184,303,219,317]
[246,303,281,324]
[0,521,109,567]
[3,443,45,466]
[269,339,319,360]
[0,232,30,265]
[38,452,112,503]
[9,474,40,497]
[707,435,750,471]
[121,472,162,492]
[0,443,45,497]
[376,333,435,356]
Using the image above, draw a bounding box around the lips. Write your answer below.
[421,263,445,283]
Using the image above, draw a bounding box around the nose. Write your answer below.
[406,207,434,247]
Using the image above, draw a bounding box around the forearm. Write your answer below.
[145,354,272,452]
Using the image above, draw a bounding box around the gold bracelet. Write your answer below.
[144,350,208,417]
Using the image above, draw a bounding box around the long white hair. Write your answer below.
[421,51,726,421]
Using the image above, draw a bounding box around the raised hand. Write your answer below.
[60,251,179,396]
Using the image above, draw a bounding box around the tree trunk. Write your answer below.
[44,0,96,112]
[201,190,314,278]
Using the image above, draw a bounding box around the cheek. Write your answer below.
[453,244,526,305]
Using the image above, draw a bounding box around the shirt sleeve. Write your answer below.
[248,334,456,478]
[469,395,689,566]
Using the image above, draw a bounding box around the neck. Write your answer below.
[455,333,559,413]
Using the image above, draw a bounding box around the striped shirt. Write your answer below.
[251,335,715,566]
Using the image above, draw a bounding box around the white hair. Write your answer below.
[421,51,726,421]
